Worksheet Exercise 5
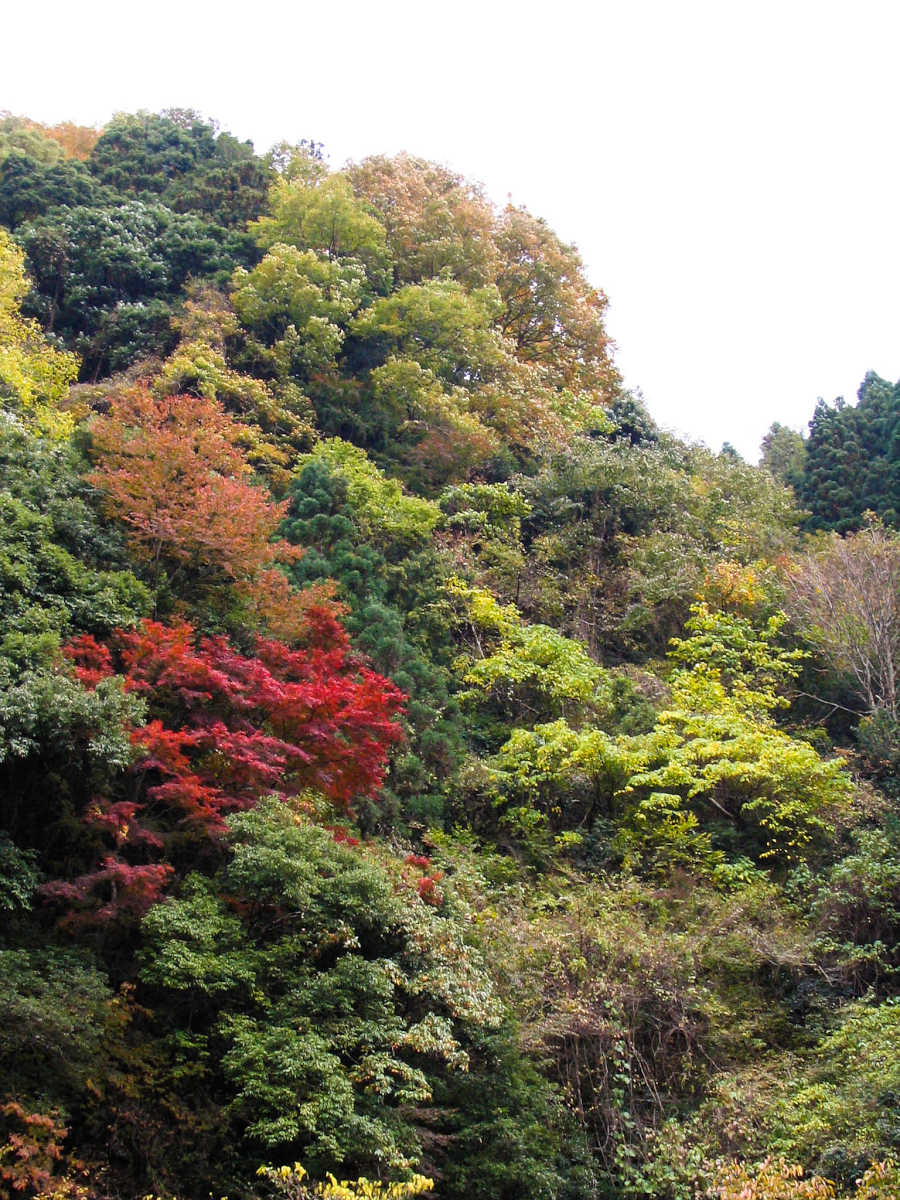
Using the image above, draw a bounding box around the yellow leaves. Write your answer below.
[0,230,78,438]
[704,560,766,612]
[278,1164,306,1180]
[256,1163,434,1200]
[714,1157,837,1200]
[446,576,519,637]
[318,1174,434,1200]
[855,1160,900,1200]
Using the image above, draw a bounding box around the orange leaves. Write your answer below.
[495,205,619,400]
[0,1102,87,1200]
[89,385,294,575]
[87,384,335,642]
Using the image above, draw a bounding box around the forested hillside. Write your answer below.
[1,109,898,1200]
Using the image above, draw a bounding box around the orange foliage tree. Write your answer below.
[88,384,323,639]
[32,119,102,160]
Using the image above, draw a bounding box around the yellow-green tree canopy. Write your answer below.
[0,230,78,437]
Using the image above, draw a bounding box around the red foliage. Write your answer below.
[0,1103,84,1200]
[416,874,444,906]
[64,633,113,689]
[328,825,361,848]
[404,853,431,869]
[401,853,444,907]
[43,860,175,925]
[53,620,405,922]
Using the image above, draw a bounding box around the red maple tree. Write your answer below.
[49,620,405,922]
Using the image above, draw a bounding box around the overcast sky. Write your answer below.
[7,0,900,459]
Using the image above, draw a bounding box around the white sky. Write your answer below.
[7,0,900,460]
